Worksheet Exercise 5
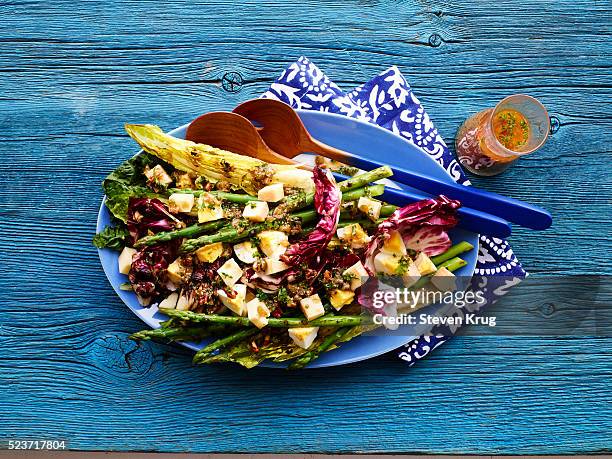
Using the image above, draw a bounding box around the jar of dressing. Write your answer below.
[455,95,550,176]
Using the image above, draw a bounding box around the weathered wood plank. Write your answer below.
[0,0,611,454]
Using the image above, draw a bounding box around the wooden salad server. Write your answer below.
[185,111,296,165]
[233,98,552,231]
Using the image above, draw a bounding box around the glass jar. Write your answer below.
[455,95,550,176]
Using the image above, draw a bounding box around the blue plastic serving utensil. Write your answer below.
[234,98,552,232]
[334,172,512,239]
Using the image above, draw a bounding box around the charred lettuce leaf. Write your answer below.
[102,152,167,222]
[93,224,129,251]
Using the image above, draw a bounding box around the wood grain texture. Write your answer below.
[0,0,611,454]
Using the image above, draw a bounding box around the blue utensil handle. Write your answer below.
[343,154,552,231]
[382,187,512,239]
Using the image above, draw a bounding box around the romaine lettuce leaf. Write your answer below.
[93,225,129,251]
[102,152,167,222]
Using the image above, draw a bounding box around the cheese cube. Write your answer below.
[415,252,437,276]
[118,247,136,275]
[430,267,457,292]
[246,298,270,329]
[257,183,285,202]
[288,327,319,349]
[343,261,369,290]
[242,200,269,222]
[336,223,370,249]
[136,295,151,307]
[168,193,195,213]
[197,193,224,223]
[402,261,421,288]
[299,294,325,321]
[217,284,247,316]
[329,289,355,311]
[233,241,258,264]
[158,292,179,309]
[217,258,243,287]
[382,230,407,256]
[357,196,382,221]
[167,258,190,285]
[258,230,289,258]
[373,251,401,275]
[145,164,172,186]
[195,242,224,263]
[273,169,315,192]
[176,292,192,311]
[264,258,289,275]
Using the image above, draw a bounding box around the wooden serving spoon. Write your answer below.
[234,98,349,162]
[233,98,551,231]
[185,111,296,165]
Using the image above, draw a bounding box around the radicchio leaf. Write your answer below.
[403,226,452,257]
[281,167,341,267]
[128,241,178,303]
[364,195,460,272]
[127,197,176,244]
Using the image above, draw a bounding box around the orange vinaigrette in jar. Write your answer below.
[455,95,550,176]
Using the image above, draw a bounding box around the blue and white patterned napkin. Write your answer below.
[262,56,526,365]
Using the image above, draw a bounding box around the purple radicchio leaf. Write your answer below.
[281,166,341,267]
[404,226,452,257]
[363,195,460,273]
[128,241,179,303]
[127,197,176,244]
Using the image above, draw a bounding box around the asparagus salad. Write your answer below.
[94,124,474,369]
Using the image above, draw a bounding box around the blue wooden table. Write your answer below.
[1,0,611,454]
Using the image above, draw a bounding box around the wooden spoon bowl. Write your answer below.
[185,111,296,165]
[233,98,352,163]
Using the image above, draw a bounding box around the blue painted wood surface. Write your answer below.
[1,0,611,454]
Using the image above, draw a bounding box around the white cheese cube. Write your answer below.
[168,193,195,213]
[136,295,151,307]
[336,223,371,249]
[233,241,259,264]
[167,258,190,285]
[257,183,285,202]
[195,242,224,263]
[242,200,269,222]
[118,247,136,275]
[343,261,369,290]
[264,258,289,275]
[258,230,289,258]
[299,294,325,321]
[382,230,407,256]
[415,252,437,276]
[373,251,401,275]
[197,193,224,223]
[430,267,457,292]
[246,298,270,329]
[288,327,319,349]
[176,292,192,311]
[158,292,179,309]
[273,169,315,192]
[217,258,243,287]
[402,261,421,288]
[217,284,247,316]
[357,196,382,221]
[145,164,173,186]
